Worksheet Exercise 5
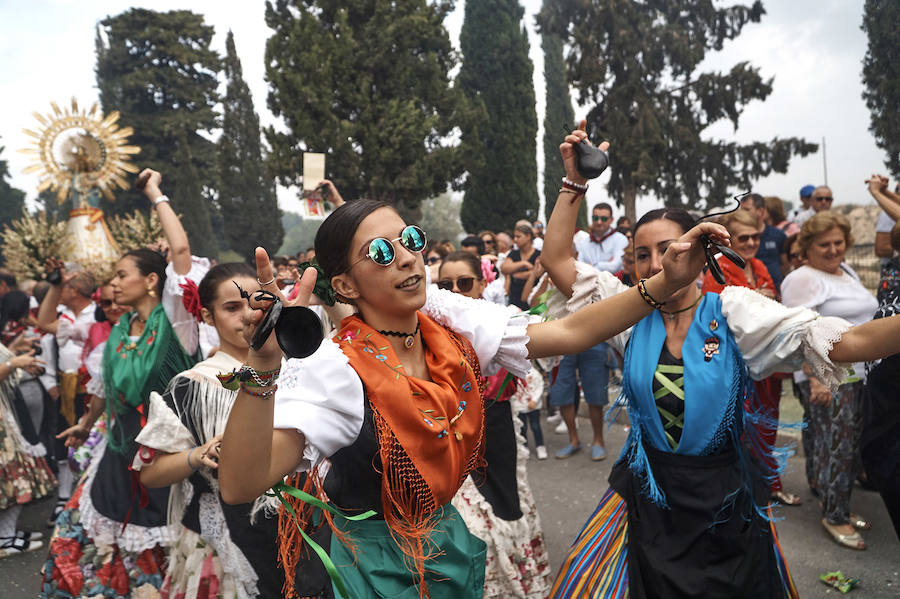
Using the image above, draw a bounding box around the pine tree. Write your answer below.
[264,0,478,218]
[0,142,26,232]
[95,8,221,255]
[459,0,539,233]
[539,1,817,223]
[862,0,900,178]
[219,31,283,262]
[540,13,585,228]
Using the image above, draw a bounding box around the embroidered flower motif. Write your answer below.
[461,381,472,393]
[376,354,388,362]
[178,279,203,321]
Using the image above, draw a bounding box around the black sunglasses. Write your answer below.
[426,255,441,265]
[694,193,749,285]
[349,225,427,269]
[592,215,611,223]
[437,276,477,293]
[99,299,114,309]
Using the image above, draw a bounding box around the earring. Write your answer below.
[147,287,157,298]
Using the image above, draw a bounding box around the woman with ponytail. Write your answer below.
[42,169,208,598]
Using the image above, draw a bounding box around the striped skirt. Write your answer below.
[550,488,799,599]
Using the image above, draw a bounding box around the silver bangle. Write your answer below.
[153,195,170,207]
[257,275,276,286]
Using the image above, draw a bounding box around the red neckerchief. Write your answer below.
[590,229,616,245]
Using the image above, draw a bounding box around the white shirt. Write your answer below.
[791,208,815,227]
[56,302,97,372]
[781,264,878,383]
[575,231,629,273]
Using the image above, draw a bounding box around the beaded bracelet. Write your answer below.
[240,382,278,399]
[637,278,666,309]
[561,177,588,193]
[187,447,199,471]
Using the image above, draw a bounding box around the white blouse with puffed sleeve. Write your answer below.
[272,287,534,471]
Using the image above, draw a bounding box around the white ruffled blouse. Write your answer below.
[273,286,536,472]
[545,260,854,390]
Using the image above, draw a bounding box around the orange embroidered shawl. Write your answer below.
[279,312,486,598]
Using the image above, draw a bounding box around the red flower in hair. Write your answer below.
[179,279,203,321]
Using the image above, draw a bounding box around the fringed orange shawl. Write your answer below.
[279,312,486,598]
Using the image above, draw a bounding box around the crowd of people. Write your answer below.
[0,124,898,599]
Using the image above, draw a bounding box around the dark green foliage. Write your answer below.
[862,0,900,178]
[540,13,585,228]
[264,0,478,216]
[459,0,539,232]
[219,31,283,262]
[95,8,221,255]
[0,143,26,232]
[539,1,817,222]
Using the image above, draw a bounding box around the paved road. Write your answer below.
[4,404,899,597]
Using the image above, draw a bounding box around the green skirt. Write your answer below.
[330,504,487,599]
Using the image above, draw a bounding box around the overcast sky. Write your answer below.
[0,0,888,220]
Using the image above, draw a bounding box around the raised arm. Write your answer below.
[526,221,729,358]
[35,259,74,334]
[220,249,316,504]
[542,120,610,297]
[138,168,192,276]
[867,175,900,223]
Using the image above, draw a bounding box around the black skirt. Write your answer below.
[608,444,781,599]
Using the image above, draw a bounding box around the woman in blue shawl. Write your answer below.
[541,123,900,599]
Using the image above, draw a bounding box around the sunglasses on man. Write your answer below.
[813,196,833,203]
[592,215,611,223]
[349,225,428,269]
[437,276,478,293]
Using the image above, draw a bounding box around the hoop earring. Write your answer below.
[147,287,157,298]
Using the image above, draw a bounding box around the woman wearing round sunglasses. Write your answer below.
[219,195,729,598]
[540,123,900,598]
[438,250,553,598]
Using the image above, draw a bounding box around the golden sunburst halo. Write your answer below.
[19,98,141,203]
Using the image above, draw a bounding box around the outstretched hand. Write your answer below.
[559,119,611,186]
[660,222,731,293]
[242,247,318,364]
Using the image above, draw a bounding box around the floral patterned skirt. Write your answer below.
[0,401,56,510]
[40,484,167,599]
[451,407,553,599]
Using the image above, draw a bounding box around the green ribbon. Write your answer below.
[268,481,377,599]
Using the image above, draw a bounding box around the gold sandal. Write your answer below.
[771,490,802,506]
[850,513,871,531]
[822,519,866,550]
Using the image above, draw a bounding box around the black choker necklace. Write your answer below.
[379,321,420,349]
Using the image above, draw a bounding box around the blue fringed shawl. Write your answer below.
[618,292,778,513]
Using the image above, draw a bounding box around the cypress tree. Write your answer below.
[219,31,283,262]
[0,141,26,232]
[264,0,478,218]
[95,8,221,254]
[861,0,900,178]
[459,0,539,233]
[540,14,585,228]
[540,1,816,222]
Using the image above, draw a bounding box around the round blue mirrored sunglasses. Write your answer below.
[349,225,427,269]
